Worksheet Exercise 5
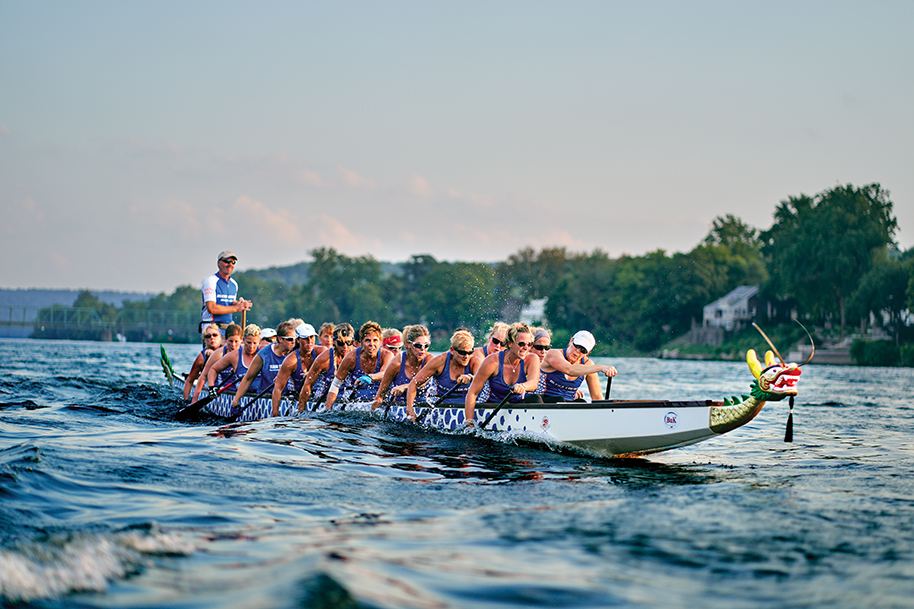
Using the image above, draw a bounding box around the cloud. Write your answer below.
[297,168,324,186]
[408,174,435,197]
[446,187,496,208]
[339,166,377,190]
[128,197,230,243]
[3,196,46,234]
[0,124,11,135]
[233,196,305,244]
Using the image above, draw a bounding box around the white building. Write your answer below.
[703,285,759,331]
[519,298,548,325]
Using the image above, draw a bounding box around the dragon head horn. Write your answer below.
[752,322,785,367]
[747,349,763,379]
[795,320,816,367]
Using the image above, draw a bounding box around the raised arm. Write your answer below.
[298,350,330,412]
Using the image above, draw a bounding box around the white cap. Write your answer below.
[261,328,277,339]
[571,330,596,353]
[295,323,317,338]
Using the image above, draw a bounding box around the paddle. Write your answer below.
[479,392,514,431]
[336,383,361,411]
[160,345,186,385]
[228,382,276,422]
[175,374,239,420]
[784,396,794,443]
[415,383,461,423]
[605,375,612,400]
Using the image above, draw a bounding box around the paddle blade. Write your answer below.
[160,345,175,385]
[784,396,794,443]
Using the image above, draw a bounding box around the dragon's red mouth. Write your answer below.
[767,367,801,394]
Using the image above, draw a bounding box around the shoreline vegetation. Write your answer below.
[10,183,914,367]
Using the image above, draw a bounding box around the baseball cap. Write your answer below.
[295,323,317,338]
[261,328,277,339]
[217,251,238,262]
[571,330,596,353]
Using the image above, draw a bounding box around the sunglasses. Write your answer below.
[219,259,236,265]
[335,339,353,346]
[573,343,589,355]
[412,342,430,350]
[533,344,551,351]
[204,333,220,339]
[491,337,504,346]
[278,336,296,343]
[453,348,474,356]
[515,341,533,348]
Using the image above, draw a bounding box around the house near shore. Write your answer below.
[703,285,760,331]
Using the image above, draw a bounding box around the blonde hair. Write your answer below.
[333,323,353,341]
[487,321,509,339]
[505,322,532,346]
[319,322,335,336]
[243,324,261,339]
[403,325,429,344]
[450,329,474,351]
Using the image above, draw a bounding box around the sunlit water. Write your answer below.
[1,338,913,608]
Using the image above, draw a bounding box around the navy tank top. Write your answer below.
[487,351,527,404]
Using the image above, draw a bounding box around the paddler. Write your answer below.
[229,319,299,410]
[323,321,395,410]
[182,323,223,400]
[473,321,509,360]
[371,325,434,411]
[464,322,542,425]
[539,330,616,402]
[200,251,252,334]
[296,323,355,412]
[270,322,324,416]
[404,329,480,421]
[195,324,262,402]
[189,323,242,402]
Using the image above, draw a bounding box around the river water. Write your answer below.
[1,338,912,608]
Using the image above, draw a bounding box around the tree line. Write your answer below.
[61,183,914,363]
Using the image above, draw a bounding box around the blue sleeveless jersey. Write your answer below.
[351,347,383,401]
[435,351,473,404]
[388,352,426,404]
[256,345,287,393]
[287,348,317,393]
[542,349,585,401]
[487,351,527,404]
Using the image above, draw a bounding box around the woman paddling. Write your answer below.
[540,330,617,402]
[297,323,355,412]
[405,329,480,421]
[372,325,434,411]
[323,321,395,410]
[463,322,542,425]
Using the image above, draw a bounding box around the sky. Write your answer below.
[2,1,912,294]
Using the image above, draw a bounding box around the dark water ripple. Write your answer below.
[1,339,913,608]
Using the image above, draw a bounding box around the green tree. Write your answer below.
[73,289,118,321]
[760,183,898,330]
[851,253,913,345]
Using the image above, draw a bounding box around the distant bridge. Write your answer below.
[3,306,201,342]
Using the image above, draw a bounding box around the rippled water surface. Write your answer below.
[2,338,913,608]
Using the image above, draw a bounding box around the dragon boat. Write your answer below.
[161,345,803,458]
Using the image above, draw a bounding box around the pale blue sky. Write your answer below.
[2,1,912,293]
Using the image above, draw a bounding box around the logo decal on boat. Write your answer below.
[541,416,550,431]
[664,411,679,429]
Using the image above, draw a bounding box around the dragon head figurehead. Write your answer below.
[746,349,801,402]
